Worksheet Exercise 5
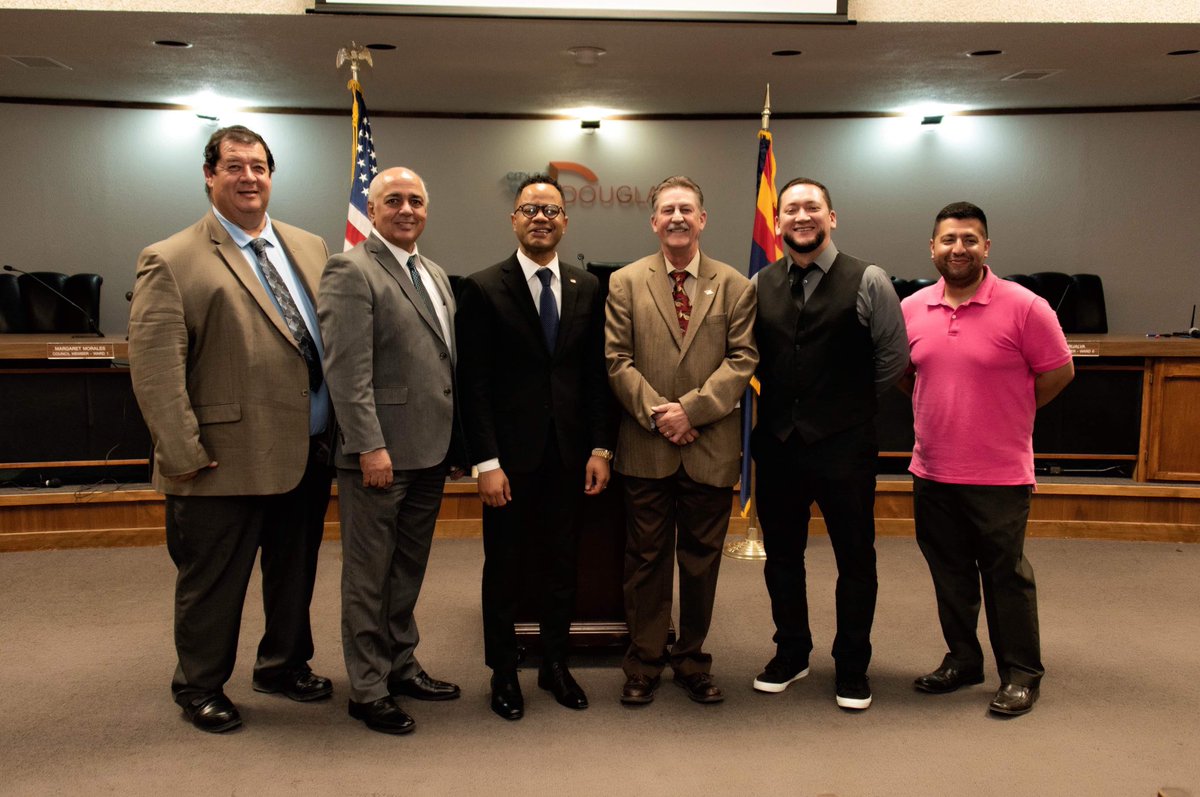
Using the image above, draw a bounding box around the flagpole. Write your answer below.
[725,84,774,562]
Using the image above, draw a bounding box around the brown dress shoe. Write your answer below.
[620,674,661,705]
[673,672,724,704]
[988,683,1039,716]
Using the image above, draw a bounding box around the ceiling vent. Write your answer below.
[4,55,72,70]
[1001,69,1061,81]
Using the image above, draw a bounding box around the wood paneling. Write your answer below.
[3,478,1197,552]
[1143,360,1200,482]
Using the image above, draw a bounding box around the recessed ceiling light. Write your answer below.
[153,40,193,48]
[967,49,1003,57]
[366,43,396,51]
[567,46,606,66]
[1167,49,1199,56]
[772,49,803,57]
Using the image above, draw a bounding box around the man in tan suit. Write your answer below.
[319,167,462,735]
[605,175,758,705]
[129,126,334,733]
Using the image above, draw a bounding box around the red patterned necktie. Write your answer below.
[672,269,692,332]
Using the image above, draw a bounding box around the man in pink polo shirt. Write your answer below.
[898,202,1074,716]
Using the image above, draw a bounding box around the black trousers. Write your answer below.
[752,423,879,676]
[481,435,582,672]
[166,438,332,706]
[912,475,1042,687]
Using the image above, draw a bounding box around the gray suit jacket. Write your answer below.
[129,210,330,496]
[604,251,758,487]
[317,233,457,471]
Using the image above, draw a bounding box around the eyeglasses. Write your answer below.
[515,203,564,219]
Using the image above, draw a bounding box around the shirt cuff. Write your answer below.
[475,458,501,472]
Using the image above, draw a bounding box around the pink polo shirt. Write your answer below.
[901,267,1072,485]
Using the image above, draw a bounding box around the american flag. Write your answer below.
[344,85,378,251]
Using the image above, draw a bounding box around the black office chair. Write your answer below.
[1068,273,1108,333]
[0,273,29,332]
[63,273,103,334]
[18,271,69,332]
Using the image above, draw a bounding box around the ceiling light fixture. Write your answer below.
[771,49,802,57]
[567,46,606,67]
[366,43,397,51]
[967,49,1003,57]
[153,40,193,49]
[1167,49,1199,56]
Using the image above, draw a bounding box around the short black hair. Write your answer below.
[777,177,832,211]
[203,125,275,196]
[933,201,988,238]
[513,174,565,205]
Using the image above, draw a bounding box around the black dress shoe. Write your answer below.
[490,671,524,720]
[252,669,333,702]
[673,672,724,704]
[390,670,461,701]
[537,662,588,710]
[183,693,242,733]
[913,664,985,694]
[988,683,1039,716]
[620,674,661,705]
[348,696,416,734]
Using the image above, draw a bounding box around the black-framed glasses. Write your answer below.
[515,203,564,219]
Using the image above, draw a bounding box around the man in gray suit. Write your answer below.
[318,166,462,735]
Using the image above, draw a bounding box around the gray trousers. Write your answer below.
[337,465,445,703]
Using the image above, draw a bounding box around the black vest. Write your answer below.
[754,252,876,444]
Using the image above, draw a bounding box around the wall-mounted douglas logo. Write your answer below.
[503,163,657,209]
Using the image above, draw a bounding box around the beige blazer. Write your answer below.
[604,252,758,487]
[128,211,330,496]
[317,234,457,471]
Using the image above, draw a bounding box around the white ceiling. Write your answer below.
[0,9,1198,116]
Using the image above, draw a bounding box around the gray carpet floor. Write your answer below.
[2,535,1197,796]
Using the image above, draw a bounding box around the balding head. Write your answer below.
[367,167,429,250]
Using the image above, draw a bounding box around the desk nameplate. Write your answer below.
[46,342,116,360]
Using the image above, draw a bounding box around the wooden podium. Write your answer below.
[514,472,630,649]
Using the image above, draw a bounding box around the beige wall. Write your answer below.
[1,103,1197,336]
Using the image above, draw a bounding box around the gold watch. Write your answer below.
[591,448,614,461]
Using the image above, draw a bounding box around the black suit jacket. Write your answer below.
[456,254,615,474]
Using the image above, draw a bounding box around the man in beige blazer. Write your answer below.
[605,175,758,706]
[318,167,462,735]
[129,126,334,733]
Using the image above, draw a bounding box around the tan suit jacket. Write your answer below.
[317,234,457,471]
[604,252,758,487]
[128,211,330,496]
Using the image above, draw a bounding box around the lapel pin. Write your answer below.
[704,289,714,295]
[569,278,577,284]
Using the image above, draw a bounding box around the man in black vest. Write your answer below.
[749,178,908,710]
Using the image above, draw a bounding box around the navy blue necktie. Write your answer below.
[536,268,559,352]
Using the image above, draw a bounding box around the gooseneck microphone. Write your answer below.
[3,264,104,337]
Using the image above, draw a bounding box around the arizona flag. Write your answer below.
[740,129,784,512]
[344,83,378,251]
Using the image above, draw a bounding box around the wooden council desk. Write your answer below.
[0,334,150,471]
